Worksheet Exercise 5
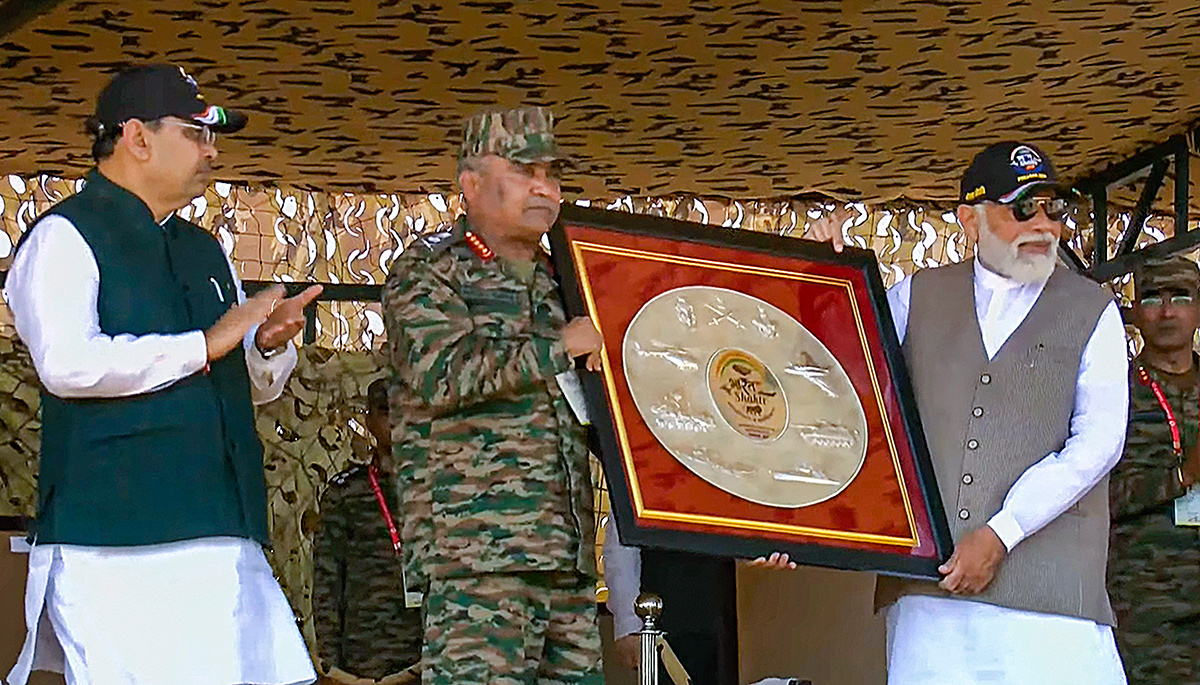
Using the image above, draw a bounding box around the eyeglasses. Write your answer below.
[1139,293,1197,308]
[1001,195,1073,223]
[166,119,217,147]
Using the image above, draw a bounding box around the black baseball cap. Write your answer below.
[93,64,248,135]
[959,141,1071,204]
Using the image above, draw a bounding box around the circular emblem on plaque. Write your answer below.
[707,348,788,442]
[622,286,869,508]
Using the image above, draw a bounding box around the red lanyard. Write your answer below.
[367,464,402,556]
[1137,365,1192,458]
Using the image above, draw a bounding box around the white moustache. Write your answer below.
[1015,233,1055,247]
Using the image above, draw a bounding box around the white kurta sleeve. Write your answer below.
[4,215,208,398]
[886,275,913,344]
[985,301,1129,549]
[221,251,297,405]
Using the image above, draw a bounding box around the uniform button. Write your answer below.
[972,407,984,417]
[967,439,979,450]
[980,373,991,385]
[958,508,970,520]
[962,473,973,485]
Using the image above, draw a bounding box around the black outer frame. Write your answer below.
[550,204,953,580]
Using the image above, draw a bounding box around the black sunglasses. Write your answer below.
[1001,194,1075,223]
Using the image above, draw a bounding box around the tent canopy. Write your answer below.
[0,0,1198,204]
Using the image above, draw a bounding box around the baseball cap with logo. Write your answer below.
[959,141,1072,204]
[92,63,248,136]
[458,106,569,166]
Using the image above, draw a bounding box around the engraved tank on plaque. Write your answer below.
[622,286,868,508]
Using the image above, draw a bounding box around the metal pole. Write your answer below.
[1175,136,1190,239]
[635,592,664,685]
[1092,188,1108,271]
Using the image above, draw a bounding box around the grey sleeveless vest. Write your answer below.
[876,260,1116,625]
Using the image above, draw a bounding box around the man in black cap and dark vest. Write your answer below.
[4,64,322,685]
[798,142,1129,683]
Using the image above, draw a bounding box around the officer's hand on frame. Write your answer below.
[747,551,798,570]
[562,316,603,371]
[613,634,640,670]
[938,525,1006,595]
[804,206,855,253]
[255,284,324,353]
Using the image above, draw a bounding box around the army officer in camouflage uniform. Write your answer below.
[382,106,604,684]
[1110,255,1200,684]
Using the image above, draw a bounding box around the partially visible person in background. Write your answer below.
[313,378,422,685]
[603,518,738,685]
[1109,255,1200,684]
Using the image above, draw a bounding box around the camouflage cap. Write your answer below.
[458,106,569,165]
[1134,255,1200,298]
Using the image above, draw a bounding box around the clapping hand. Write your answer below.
[254,284,323,353]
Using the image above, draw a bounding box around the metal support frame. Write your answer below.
[0,515,27,531]
[1075,130,1198,281]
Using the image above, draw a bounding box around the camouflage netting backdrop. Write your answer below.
[0,174,1189,651]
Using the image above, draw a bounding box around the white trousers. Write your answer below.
[6,537,316,685]
[885,595,1127,685]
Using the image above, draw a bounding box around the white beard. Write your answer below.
[974,207,1058,284]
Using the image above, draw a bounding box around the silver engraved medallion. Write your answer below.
[622,286,868,508]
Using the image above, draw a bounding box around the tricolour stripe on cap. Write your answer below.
[192,105,228,126]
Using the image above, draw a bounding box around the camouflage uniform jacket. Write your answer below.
[312,463,422,680]
[382,218,595,583]
[1109,355,1200,628]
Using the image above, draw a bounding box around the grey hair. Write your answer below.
[456,155,484,176]
[88,117,165,162]
[972,204,988,229]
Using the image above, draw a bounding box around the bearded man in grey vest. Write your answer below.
[4,65,322,685]
[791,142,1130,684]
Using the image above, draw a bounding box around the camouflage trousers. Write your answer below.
[1116,616,1200,684]
[422,571,602,685]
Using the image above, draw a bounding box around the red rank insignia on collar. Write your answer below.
[464,230,495,261]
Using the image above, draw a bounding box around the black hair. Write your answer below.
[86,116,163,162]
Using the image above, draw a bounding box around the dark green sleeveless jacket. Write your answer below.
[31,170,268,546]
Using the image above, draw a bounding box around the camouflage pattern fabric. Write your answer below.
[312,463,422,681]
[1133,255,1200,299]
[382,215,596,584]
[422,572,602,685]
[1109,356,1200,684]
[458,106,567,165]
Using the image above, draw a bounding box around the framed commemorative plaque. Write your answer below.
[550,205,953,579]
